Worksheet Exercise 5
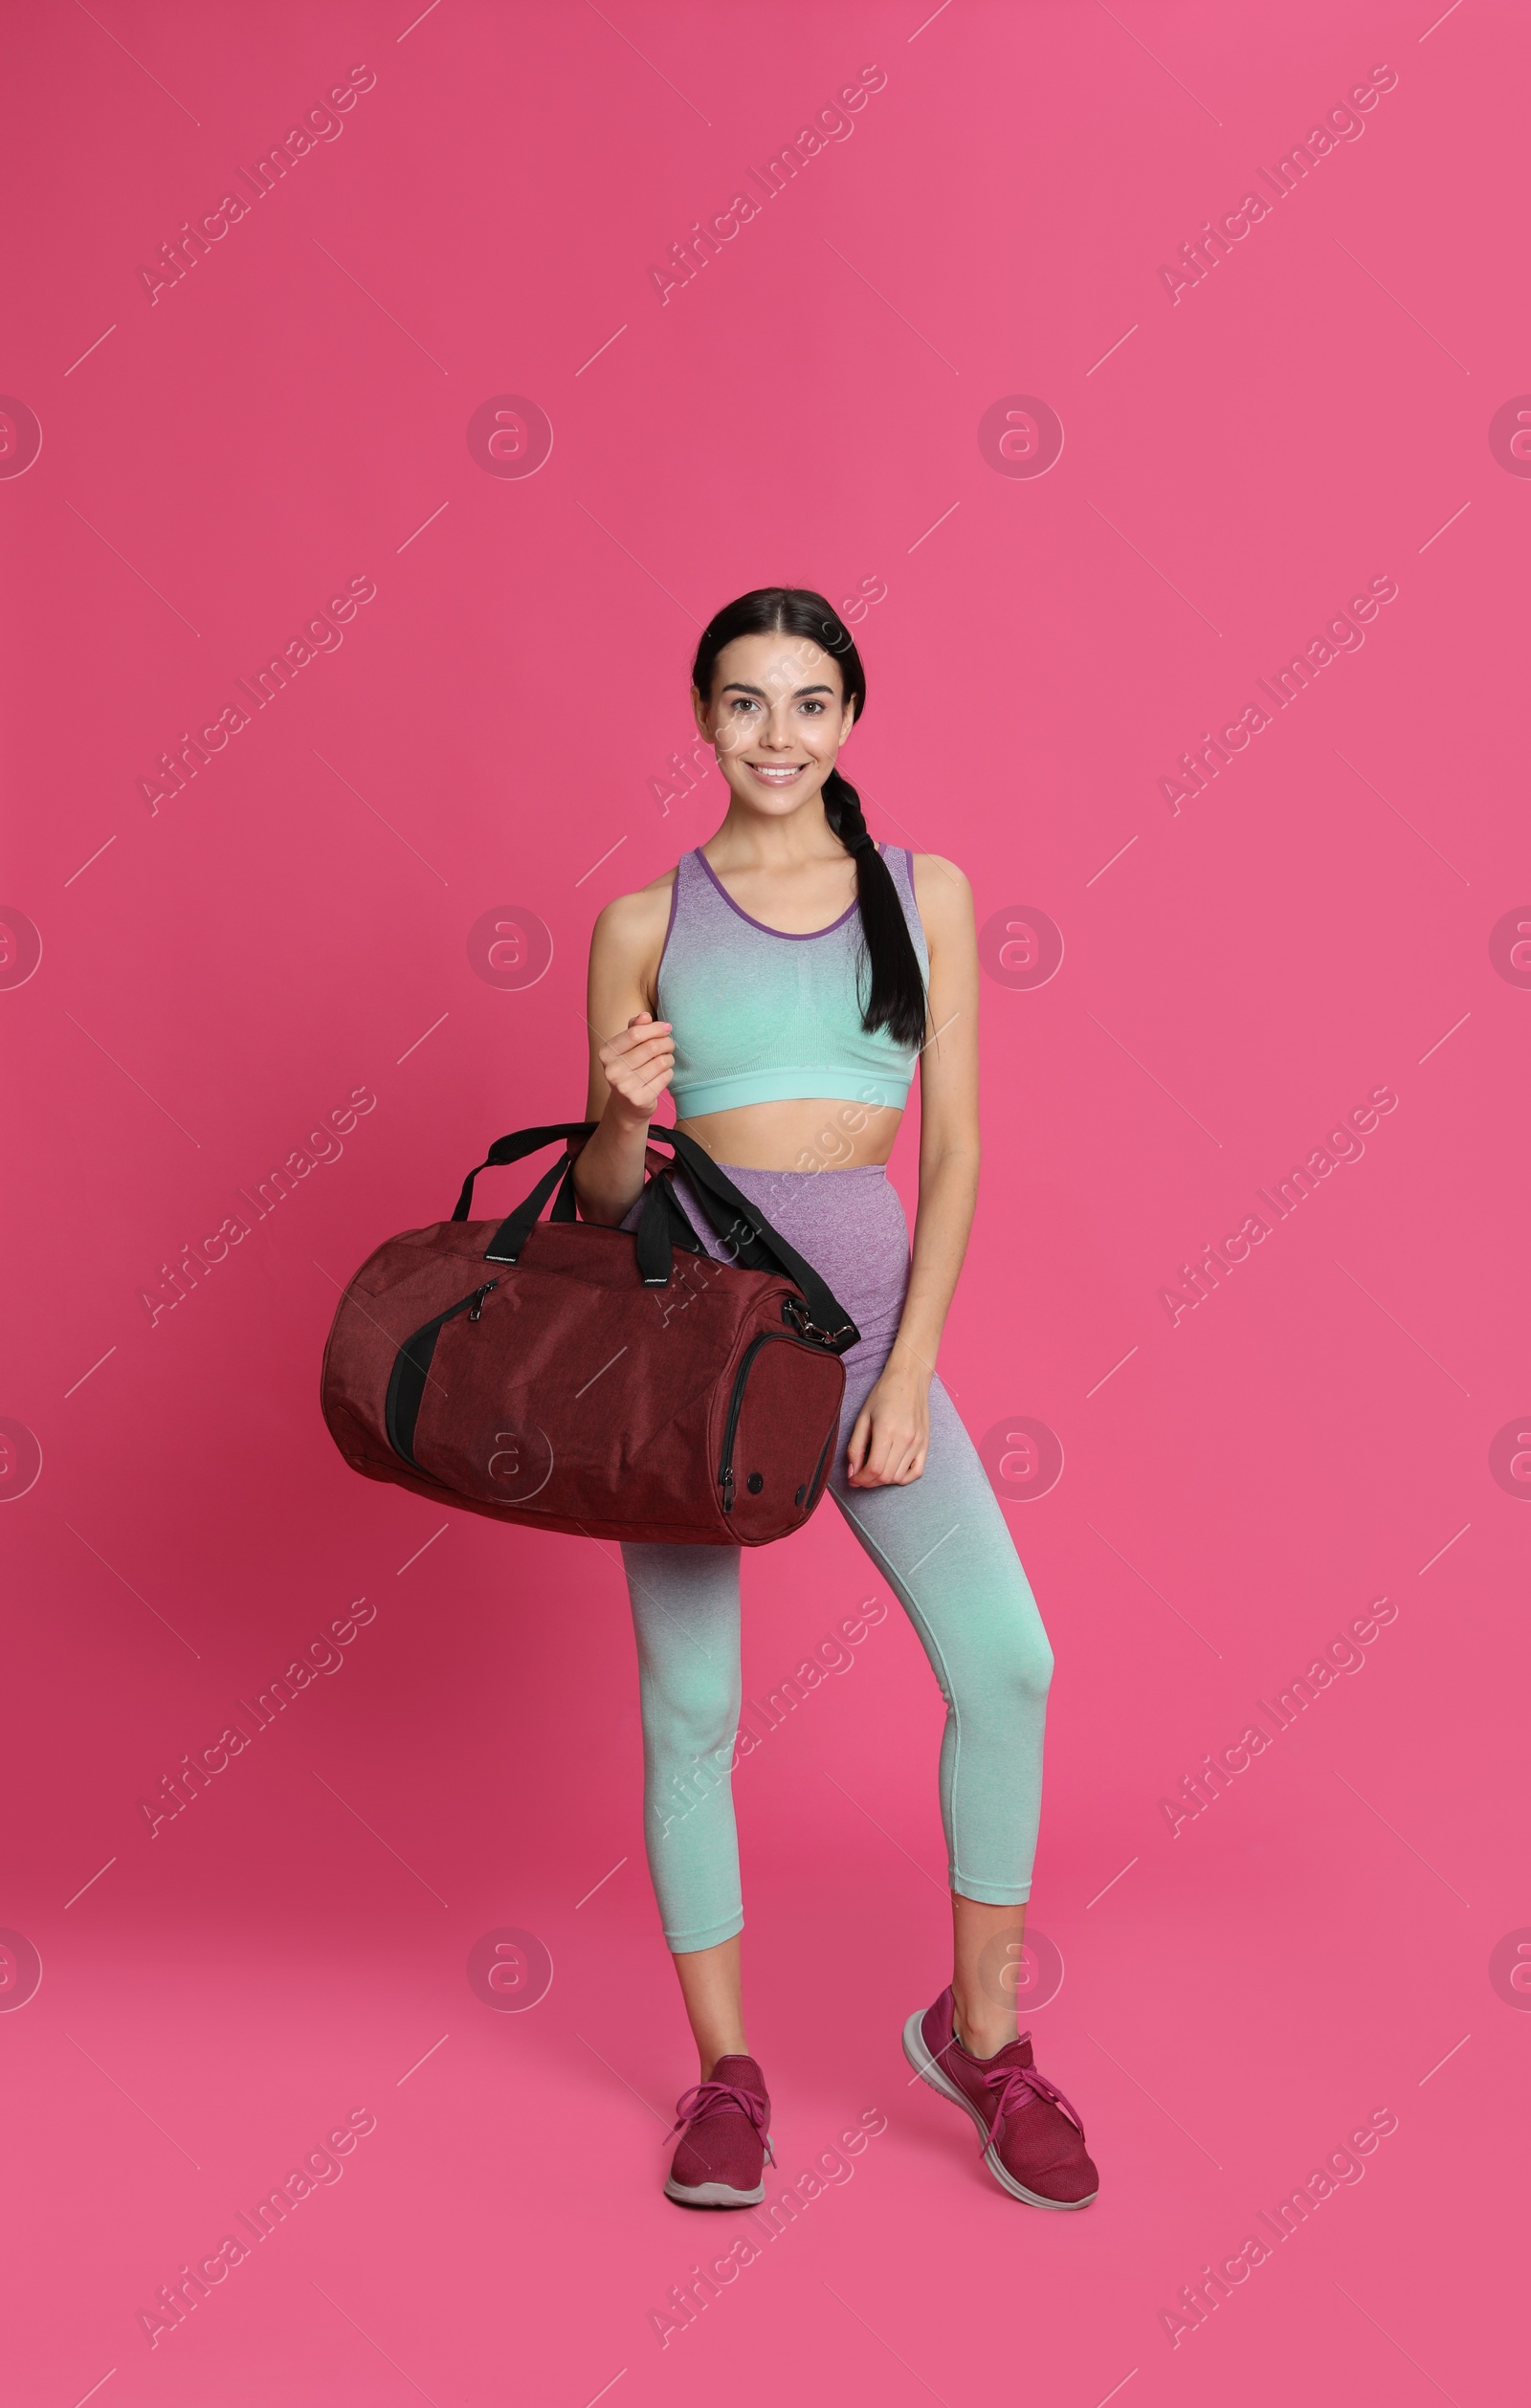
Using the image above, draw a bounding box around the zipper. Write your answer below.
[803,1418,836,1511]
[385,1279,499,1467]
[719,1335,770,1512]
[718,1329,826,1515]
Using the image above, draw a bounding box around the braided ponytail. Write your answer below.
[819,763,928,1049]
[691,588,928,1050]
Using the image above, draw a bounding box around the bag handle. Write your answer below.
[452,1121,592,1224]
[462,1121,861,1353]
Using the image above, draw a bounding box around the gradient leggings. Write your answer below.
[618,1163,1054,1954]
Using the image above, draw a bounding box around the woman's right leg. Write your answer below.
[621,1538,749,2074]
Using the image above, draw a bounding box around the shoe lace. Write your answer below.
[667,2080,776,2167]
[974,2035,1086,2154]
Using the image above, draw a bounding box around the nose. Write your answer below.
[760,707,799,750]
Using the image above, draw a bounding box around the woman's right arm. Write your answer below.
[569,885,676,1226]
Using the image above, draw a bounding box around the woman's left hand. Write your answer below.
[844,1359,931,1488]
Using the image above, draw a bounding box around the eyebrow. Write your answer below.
[719,681,836,698]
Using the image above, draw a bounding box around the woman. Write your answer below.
[571,588,1096,2212]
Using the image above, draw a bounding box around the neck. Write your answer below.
[705,797,846,870]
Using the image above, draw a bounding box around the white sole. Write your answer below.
[900,2010,1098,2210]
[663,2176,766,2208]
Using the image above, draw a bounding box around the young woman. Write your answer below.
[571,588,1096,2212]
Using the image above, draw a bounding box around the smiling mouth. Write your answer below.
[745,761,809,783]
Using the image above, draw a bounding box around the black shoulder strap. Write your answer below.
[653,1130,860,1346]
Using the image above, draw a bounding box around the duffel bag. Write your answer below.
[319,1120,862,1546]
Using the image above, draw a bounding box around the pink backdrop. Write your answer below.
[3,2,1523,2400]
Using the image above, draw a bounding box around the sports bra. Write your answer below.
[655,842,930,1119]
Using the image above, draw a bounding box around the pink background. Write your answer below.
[2,2,1523,2400]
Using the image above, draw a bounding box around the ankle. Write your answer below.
[951,1999,1016,2061]
[699,2042,749,2082]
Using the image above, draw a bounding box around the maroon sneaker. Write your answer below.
[902,1986,1098,2208]
[663,2054,773,2208]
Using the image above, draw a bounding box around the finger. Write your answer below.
[854,1409,901,1486]
[609,1040,676,1078]
[876,1432,921,1487]
[608,1049,674,1084]
[609,1018,673,1053]
[604,1046,676,1089]
[859,1437,898,1487]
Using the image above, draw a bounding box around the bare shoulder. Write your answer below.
[589,863,677,1009]
[591,862,676,945]
[909,851,975,942]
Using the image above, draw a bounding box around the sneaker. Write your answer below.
[663,2054,773,2208]
[902,1985,1098,2208]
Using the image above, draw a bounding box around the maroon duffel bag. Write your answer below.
[320,1121,862,1546]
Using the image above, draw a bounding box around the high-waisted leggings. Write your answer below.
[618,1161,1054,1954]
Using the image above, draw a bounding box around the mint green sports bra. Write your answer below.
[655,843,930,1118]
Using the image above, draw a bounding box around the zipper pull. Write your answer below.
[721,1466,735,1513]
[468,1280,499,1322]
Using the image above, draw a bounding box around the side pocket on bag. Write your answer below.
[386,1282,498,1467]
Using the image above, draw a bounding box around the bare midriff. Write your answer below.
[673,1095,903,1175]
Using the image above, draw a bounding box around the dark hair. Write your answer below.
[691,587,928,1050]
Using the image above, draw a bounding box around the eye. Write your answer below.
[799,699,825,716]
[728,696,761,714]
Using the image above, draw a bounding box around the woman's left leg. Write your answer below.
[824,1367,1054,2049]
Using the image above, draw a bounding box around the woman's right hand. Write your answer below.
[600,1012,675,1121]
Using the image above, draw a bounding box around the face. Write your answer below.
[694,630,855,819]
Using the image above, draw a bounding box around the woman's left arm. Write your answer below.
[845,854,980,1488]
